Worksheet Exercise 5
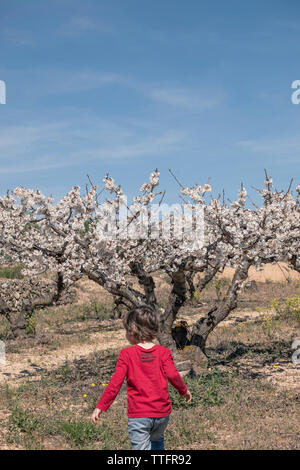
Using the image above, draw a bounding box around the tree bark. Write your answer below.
[1,272,67,338]
[130,262,157,307]
[186,272,195,299]
[190,258,252,354]
[82,267,146,307]
[157,270,187,354]
[8,310,28,337]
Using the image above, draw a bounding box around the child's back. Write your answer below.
[91,305,192,450]
[96,343,188,418]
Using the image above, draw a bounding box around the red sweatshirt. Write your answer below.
[96,344,188,418]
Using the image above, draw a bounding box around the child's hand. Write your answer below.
[183,389,192,403]
[91,408,102,424]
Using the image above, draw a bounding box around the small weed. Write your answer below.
[214,278,230,300]
[25,312,36,335]
[169,369,227,409]
[271,295,300,325]
[60,420,102,448]
[8,404,40,434]
[89,299,114,320]
[193,290,203,303]
[0,265,24,279]
[260,315,279,338]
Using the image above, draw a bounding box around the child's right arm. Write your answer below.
[162,348,192,402]
[94,349,128,413]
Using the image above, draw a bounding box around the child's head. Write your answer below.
[122,305,159,344]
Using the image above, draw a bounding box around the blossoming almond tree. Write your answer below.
[0,188,83,336]
[187,174,300,359]
[0,170,299,371]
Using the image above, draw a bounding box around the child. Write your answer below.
[91,305,192,450]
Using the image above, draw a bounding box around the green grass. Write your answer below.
[0,275,299,450]
[60,420,103,448]
[9,404,40,434]
[0,265,24,279]
[1,352,298,450]
[271,295,300,325]
[169,369,228,409]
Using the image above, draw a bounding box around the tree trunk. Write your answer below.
[186,272,195,299]
[157,270,187,352]
[0,297,27,337]
[190,259,252,355]
[1,271,66,338]
[156,269,195,375]
[7,310,28,337]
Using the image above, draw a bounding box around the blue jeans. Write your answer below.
[128,416,170,450]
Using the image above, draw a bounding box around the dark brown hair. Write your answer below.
[122,305,159,342]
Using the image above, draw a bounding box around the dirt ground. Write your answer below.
[0,262,299,450]
[1,263,299,389]
[220,261,300,283]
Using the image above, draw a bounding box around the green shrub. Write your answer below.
[214,278,230,299]
[169,369,227,409]
[89,299,114,320]
[9,405,40,434]
[193,290,203,303]
[271,295,300,325]
[0,265,24,279]
[25,312,36,335]
[60,420,102,447]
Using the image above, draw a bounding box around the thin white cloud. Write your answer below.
[0,123,65,152]
[0,161,67,175]
[235,136,300,165]
[236,136,300,155]
[17,68,122,96]
[47,70,121,94]
[59,16,112,36]
[17,67,224,112]
[149,87,222,110]
[0,118,188,174]
[0,28,34,46]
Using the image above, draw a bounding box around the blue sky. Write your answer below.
[0,0,300,206]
